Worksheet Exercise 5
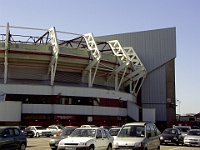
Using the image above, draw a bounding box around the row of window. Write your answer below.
[6,94,127,108]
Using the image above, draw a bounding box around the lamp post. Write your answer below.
[177,100,181,115]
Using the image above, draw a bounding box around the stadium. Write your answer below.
[0,23,176,129]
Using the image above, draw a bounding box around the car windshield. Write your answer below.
[35,126,46,130]
[118,125,145,137]
[57,125,64,129]
[163,129,177,134]
[70,129,96,137]
[178,127,190,132]
[61,128,76,136]
[188,130,200,136]
[109,128,120,136]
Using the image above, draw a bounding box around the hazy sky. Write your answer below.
[0,0,200,115]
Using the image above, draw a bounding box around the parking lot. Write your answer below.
[26,137,200,150]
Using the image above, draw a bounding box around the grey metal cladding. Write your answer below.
[142,65,166,104]
[142,65,167,121]
[96,27,176,72]
[97,28,176,121]
[143,103,167,121]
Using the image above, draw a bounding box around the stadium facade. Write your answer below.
[0,23,176,129]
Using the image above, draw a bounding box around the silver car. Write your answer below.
[184,129,200,146]
[112,122,160,150]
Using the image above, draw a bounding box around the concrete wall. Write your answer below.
[0,101,21,121]
[22,104,127,116]
[0,84,136,103]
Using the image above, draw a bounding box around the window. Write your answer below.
[96,130,102,138]
[146,125,151,137]
[4,129,14,137]
[102,129,108,138]
[150,125,156,136]
[14,128,20,136]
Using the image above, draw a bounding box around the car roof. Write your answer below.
[0,126,20,129]
[109,127,121,130]
[164,128,178,130]
[65,126,78,128]
[124,122,153,126]
[189,129,200,131]
[76,127,101,130]
[80,125,97,128]
[173,126,191,128]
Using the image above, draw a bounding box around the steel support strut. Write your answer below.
[123,47,147,96]
[48,27,59,86]
[108,40,130,91]
[82,33,101,87]
[4,22,10,84]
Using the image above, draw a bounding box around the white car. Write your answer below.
[26,126,51,137]
[57,127,114,150]
[184,129,200,146]
[47,125,64,136]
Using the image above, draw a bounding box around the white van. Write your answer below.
[112,122,160,150]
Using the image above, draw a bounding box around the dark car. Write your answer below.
[16,126,34,138]
[173,126,191,137]
[23,128,35,138]
[0,126,27,150]
[49,126,77,150]
[160,128,184,145]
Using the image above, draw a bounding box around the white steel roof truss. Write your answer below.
[48,27,59,85]
[108,40,130,91]
[123,47,147,96]
[132,74,146,96]
[82,33,101,87]
[4,23,9,84]
[115,67,128,91]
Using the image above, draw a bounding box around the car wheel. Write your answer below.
[36,132,40,137]
[89,145,94,150]
[107,145,112,150]
[19,143,26,150]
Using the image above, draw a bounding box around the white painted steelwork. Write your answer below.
[108,40,130,91]
[48,27,59,85]
[83,33,101,87]
[4,23,9,84]
[123,47,147,96]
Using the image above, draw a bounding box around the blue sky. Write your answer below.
[0,0,200,115]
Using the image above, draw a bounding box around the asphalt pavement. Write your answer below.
[26,137,200,150]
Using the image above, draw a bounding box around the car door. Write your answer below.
[101,129,111,149]
[95,129,103,150]
[0,128,16,150]
[151,125,160,149]
[146,125,153,149]
[177,129,183,143]
[13,128,23,149]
